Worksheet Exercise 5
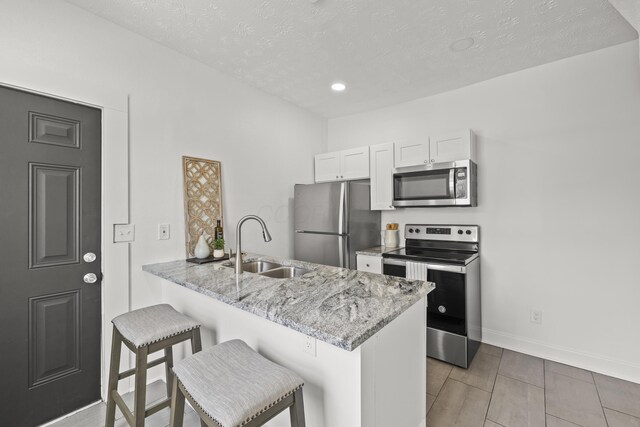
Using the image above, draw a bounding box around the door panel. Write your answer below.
[340,147,369,180]
[30,163,80,268]
[29,112,80,148]
[294,182,344,234]
[29,290,80,388]
[394,140,429,168]
[0,85,101,426]
[314,152,341,182]
[294,232,346,268]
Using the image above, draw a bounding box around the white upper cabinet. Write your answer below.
[314,147,370,182]
[394,140,430,168]
[314,152,342,182]
[394,130,476,168]
[340,147,370,180]
[429,129,476,163]
[369,143,395,211]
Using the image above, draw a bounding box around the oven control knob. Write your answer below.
[458,230,463,235]
[408,228,414,233]
[466,230,471,235]
[438,305,447,314]
[415,229,420,233]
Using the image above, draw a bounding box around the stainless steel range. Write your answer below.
[382,224,481,368]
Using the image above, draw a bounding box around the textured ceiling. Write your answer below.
[65,0,637,118]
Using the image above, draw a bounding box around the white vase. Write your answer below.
[384,230,399,248]
[194,234,211,259]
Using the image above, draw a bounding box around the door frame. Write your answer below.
[0,74,131,401]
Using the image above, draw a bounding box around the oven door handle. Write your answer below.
[383,259,466,273]
[424,262,466,274]
[383,258,407,266]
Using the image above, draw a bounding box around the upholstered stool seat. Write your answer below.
[106,304,203,427]
[170,339,305,427]
[112,304,200,348]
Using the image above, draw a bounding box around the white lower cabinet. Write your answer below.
[357,254,382,274]
[369,143,395,210]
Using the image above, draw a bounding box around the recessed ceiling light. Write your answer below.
[450,37,475,52]
[331,82,346,92]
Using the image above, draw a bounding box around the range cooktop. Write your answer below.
[382,224,480,265]
[383,248,478,265]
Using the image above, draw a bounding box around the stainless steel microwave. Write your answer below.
[393,159,477,207]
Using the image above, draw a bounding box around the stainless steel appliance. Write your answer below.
[393,159,477,207]
[294,181,381,269]
[382,224,481,368]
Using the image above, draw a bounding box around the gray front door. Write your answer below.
[0,85,102,426]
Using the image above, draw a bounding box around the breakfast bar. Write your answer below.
[143,255,434,427]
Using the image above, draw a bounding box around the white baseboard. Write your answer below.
[482,327,640,385]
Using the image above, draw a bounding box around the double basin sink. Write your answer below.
[230,260,311,279]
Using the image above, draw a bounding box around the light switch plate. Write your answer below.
[114,224,135,243]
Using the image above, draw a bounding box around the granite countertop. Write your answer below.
[355,246,402,256]
[143,254,433,351]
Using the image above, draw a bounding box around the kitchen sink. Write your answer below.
[258,267,311,279]
[240,261,282,273]
[223,260,311,278]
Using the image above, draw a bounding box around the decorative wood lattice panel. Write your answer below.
[182,156,223,257]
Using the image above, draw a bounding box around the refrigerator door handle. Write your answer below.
[338,182,345,235]
[338,235,345,268]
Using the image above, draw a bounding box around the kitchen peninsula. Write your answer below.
[143,255,434,427]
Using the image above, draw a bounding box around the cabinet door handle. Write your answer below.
[336,175,339,178]
[366,263,370,267]
[424,160,428,163]
[431,159,435,162]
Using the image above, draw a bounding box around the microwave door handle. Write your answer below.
[449,168,455,198]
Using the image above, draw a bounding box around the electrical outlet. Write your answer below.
[530,309,542,324]
[158,224,170,240]
[113,224,135,243]
[303,335,317,357]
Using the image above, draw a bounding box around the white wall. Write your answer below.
[0,0,326,395]
[329,40,640,383]
[0,0,326,308]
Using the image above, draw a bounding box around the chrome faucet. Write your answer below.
[235,215,272,275]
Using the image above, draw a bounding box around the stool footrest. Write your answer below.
[111,389,171,424]
[145,398,171,417]
[118,356,167,380]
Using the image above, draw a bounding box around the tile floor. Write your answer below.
[48,344,640,427]
[427,343,640,427]
[46,381,203,427]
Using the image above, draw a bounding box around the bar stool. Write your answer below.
[105,304,202,427]
[169,339,305,427]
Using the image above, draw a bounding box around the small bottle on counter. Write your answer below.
[215,219,224,240]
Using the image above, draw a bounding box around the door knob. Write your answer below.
[438,305,447,314]
[83,273,98,284]
[83,252,97,263]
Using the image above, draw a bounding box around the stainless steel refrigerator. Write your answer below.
[294,180,381,269]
